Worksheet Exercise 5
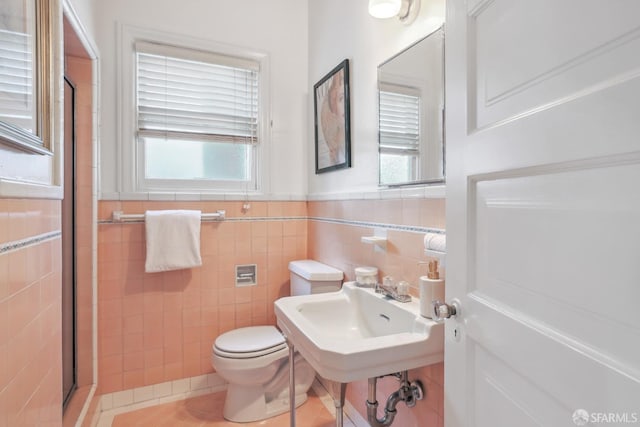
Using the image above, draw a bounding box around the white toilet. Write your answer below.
[211,260,343,423]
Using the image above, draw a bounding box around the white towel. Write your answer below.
[424,232,446,253]
[144,210,202,273]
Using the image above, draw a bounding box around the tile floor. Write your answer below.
[103,388,354,427]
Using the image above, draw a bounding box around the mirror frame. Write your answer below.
[377,25,445,188]
[0,0,54,155]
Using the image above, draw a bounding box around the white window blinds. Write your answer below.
[135,41,259,144]
[0,29,34,131]
[378,89,420,155]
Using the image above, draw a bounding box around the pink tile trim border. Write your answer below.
[98,215,307,224]
[0,230,61,254]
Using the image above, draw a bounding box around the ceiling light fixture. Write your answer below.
[368,0,419,24]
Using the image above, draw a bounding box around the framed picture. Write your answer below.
[314,59,351,174]
[0,0,54,155]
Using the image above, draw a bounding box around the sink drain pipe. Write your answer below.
[366,371,424,427]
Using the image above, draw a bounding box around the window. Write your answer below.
[378,84,421,185]
[0,28,35,132]
[131,38,263,193]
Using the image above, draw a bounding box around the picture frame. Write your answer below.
[314,59,351,174]
[0,0,54,155]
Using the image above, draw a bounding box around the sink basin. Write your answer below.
[274,282,444,383]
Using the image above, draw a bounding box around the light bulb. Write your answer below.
[368,0,402,19]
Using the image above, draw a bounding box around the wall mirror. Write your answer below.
[378,26,444,186]
[0,0,54,155]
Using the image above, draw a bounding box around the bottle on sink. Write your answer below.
[419,260,444,319]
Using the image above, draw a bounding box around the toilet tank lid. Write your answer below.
[288,260,343,281]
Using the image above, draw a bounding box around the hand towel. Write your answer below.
[424,232,446,253]
[145,210,202,273]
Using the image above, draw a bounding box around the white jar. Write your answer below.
[355,266,378,288]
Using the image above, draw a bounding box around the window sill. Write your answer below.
[0,178,63,199]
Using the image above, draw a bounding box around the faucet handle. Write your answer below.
[396,281,410,296]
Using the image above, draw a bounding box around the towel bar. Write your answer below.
[112,210,225,222]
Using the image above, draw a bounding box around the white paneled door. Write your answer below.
[445,1,640,426]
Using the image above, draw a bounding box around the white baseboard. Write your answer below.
[96,373,370,427]
[311,378,370,427]
[344,399,370,427]
[96,373,227,427]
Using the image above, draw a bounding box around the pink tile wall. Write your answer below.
[308,198,446,427]
[96,197,444,425]
[96,200,307,393]
[0,199,62,427]
[308,198,446,288]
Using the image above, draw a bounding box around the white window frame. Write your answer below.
[117,24,270,197]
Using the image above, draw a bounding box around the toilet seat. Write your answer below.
[214,326,287,359]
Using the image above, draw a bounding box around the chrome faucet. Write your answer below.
[376,277,411,303]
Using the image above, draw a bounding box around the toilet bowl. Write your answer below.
[210,260,343,422]
[211,325,315,422]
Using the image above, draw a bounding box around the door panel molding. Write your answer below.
[467,0,640,131]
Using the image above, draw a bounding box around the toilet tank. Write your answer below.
[288,260,343,296]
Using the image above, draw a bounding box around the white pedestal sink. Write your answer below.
[274,282,444,426]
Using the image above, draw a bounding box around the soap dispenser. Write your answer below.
[419,260,445,318]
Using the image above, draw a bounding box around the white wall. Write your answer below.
[307,0,445,197]
[91,0,445,199]
[94,0,309,199]
[66,0,95,41]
